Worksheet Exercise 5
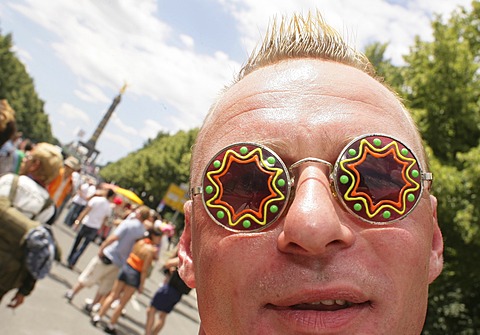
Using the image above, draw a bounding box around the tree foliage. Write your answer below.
[403,5,480,164]
[0,30,56,144]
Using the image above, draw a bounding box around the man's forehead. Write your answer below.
[203,61,406,137]
[215,59,396,111]
[195,59,423,169]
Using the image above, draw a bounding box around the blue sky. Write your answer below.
[0,0,472,164]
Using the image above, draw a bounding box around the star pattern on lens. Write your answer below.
[205,146,286,228]
[339,138,420,220]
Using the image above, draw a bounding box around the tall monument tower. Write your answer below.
[79,84,127,163]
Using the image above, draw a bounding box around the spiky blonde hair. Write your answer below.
[237,11,376,82]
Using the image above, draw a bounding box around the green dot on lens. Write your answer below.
[401,148,408,156]
[348,148,356,156]
[270,205,278,213]
[217,211,225,219]
[213,160,221,168]
[383,211,391,219]
[353,203,362,211]
[373,138,382,146]
[240,146,248,155]
[408,194,415,202]
[267,156,276,165]
[340,175,349,184]
[277,179,285,187]
[243,220,251,229]
[411,169,419,178]
[205,185,213,194]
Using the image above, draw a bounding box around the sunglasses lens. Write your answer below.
[201,144,290,232]
[335,135,423,223]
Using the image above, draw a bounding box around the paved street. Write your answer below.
[0,210,200,335]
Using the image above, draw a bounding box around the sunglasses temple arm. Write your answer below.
[190,186,203,199]
[422,172,433,191]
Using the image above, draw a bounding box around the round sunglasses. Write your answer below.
[191,134,433,232]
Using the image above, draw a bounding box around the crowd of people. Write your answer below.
[0,99,187,334]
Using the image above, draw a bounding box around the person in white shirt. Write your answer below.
[66,189,115,269]
[64,178,97,226]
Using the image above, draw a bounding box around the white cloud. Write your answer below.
[111,113,138,136]
[5,0,473,162]
[74,83,111,104]
[58,103,90,124]
[180,34,195,49]
[10,45,32,62]
[9,0,238,136]
[217,0,472,65]
[102,130,134,150]
[139,118,165,140]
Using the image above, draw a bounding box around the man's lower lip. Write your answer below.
[265,303,368,331]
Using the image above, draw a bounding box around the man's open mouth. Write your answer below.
[267,299,370,312]
[290,299,353,311]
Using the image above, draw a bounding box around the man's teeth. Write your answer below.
[309,300,347,306]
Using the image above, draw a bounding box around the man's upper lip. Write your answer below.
[266,286,370,307]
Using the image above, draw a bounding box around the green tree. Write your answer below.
[364,42,405,92]
[99,129,198,214]
[402,4,480,164]
[0,30,56,143]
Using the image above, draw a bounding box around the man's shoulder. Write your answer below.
[116,218,145,235]
[18,175,49,194]
[119,217,143,228]
[89,195,108,205]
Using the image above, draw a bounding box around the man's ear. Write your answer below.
[178,200,196,288]
[428,195,444,283]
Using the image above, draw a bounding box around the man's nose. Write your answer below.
[277,164,355,256]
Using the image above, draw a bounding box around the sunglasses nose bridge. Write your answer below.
[289,158,334,184]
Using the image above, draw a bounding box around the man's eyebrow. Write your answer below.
[253,138,290,153]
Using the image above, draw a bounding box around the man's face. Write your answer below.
[179,59,443,335]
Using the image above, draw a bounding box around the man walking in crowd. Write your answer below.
[66,189,115,269]
[0,142,63,308]
[64,206,151,310]
[64,177,96,226]
[178,12,444,335]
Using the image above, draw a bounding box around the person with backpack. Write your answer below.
[0,142,63,308]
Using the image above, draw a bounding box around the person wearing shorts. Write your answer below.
[145,256,191,335]
[91,227,162,334]
[77,255,119,296]
[64,206,151,306]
